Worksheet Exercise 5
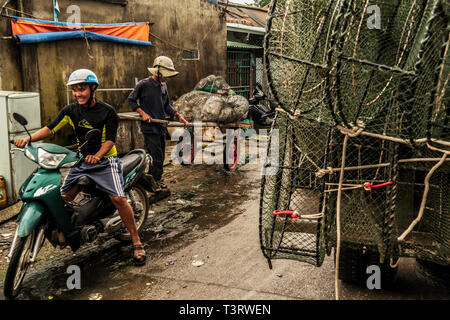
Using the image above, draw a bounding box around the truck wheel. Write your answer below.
[4,230,37,299]
[415,259,450,290]
[336,247,398,288]
[336,246,367,285]
[366,253,398,289]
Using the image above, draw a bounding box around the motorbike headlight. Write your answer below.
[37,148,67,169]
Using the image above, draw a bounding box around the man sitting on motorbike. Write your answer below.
[13,69,146,266]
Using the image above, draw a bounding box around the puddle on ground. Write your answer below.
[2,157,262,300]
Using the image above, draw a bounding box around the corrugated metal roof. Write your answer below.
[227,40,262,49]
[237,7,267,28]
[224,4,268,29]
[227,22,265,35]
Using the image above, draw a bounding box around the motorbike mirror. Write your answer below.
[85,129,101,141]
[13,112,32,144]
[13,113,28,126]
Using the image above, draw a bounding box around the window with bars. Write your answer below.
[227,50,252,100]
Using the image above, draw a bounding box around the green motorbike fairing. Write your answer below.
[17,141,81,243]
[16,201,45,237]
[18,168,77,240]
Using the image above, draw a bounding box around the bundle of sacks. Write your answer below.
[173,75,249,123]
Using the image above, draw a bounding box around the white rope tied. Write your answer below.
[335,134,349,300]
[398,144,450,242]
[337,125,364,138]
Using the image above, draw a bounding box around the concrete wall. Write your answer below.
[0,4,23,92]
[0,0,227,143]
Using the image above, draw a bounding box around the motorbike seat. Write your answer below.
[120,150,144,176]
[77,176,95,188]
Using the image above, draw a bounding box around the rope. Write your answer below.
[335,133,349,300]
[293,144,322,171]
[276,108,450,147]
[82,26,95,60]
[315,157,450,178]
[337,125,364,138]
[275,107,300,121]
[390,257,401,268]
[397,147,449,242]
[336,125,450,147]
[325,184,364,193]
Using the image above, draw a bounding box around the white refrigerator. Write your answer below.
[0,91,41,205]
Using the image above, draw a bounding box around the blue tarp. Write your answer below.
[11,16,150,27]
[14,31,152,46]
[11,16,152,46]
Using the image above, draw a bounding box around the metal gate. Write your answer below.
[227,50,252,99]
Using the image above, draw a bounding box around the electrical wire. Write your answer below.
[1,6,37,18]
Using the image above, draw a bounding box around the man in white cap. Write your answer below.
[128,56,189,191]
[15,69,147,265]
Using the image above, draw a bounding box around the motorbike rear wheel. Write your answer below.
[116,184,149,241]
[3,228,39,299]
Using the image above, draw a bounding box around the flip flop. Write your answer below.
[133,244,146,266]
[158,181,168,189]
[149,176,161,192]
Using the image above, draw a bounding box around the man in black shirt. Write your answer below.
[128,56,189,191]
[14,69,146,265]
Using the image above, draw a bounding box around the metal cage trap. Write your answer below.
[259,0,450,276]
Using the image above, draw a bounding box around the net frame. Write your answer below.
[260,0,450,269]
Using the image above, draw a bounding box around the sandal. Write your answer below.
[149,176,161,192]
[158,181,168,189]
[133,244,147,266]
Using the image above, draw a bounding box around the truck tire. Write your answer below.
[415,259,450,290]
[336,246,367,285]
[336,246,398,288]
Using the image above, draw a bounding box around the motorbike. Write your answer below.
[247,83,277,125]
[4,112,152,299]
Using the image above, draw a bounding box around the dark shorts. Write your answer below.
[61,157,125,198]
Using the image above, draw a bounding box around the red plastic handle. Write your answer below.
[273,210,299,218]
[364,181,394,190]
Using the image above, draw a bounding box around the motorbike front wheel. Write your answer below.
[3,227,41,299]
[116,184,149,242]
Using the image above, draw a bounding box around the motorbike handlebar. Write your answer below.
[10,146,24,154]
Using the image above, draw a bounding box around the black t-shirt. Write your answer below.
[127,77,177,135]
[46,101,118,158]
